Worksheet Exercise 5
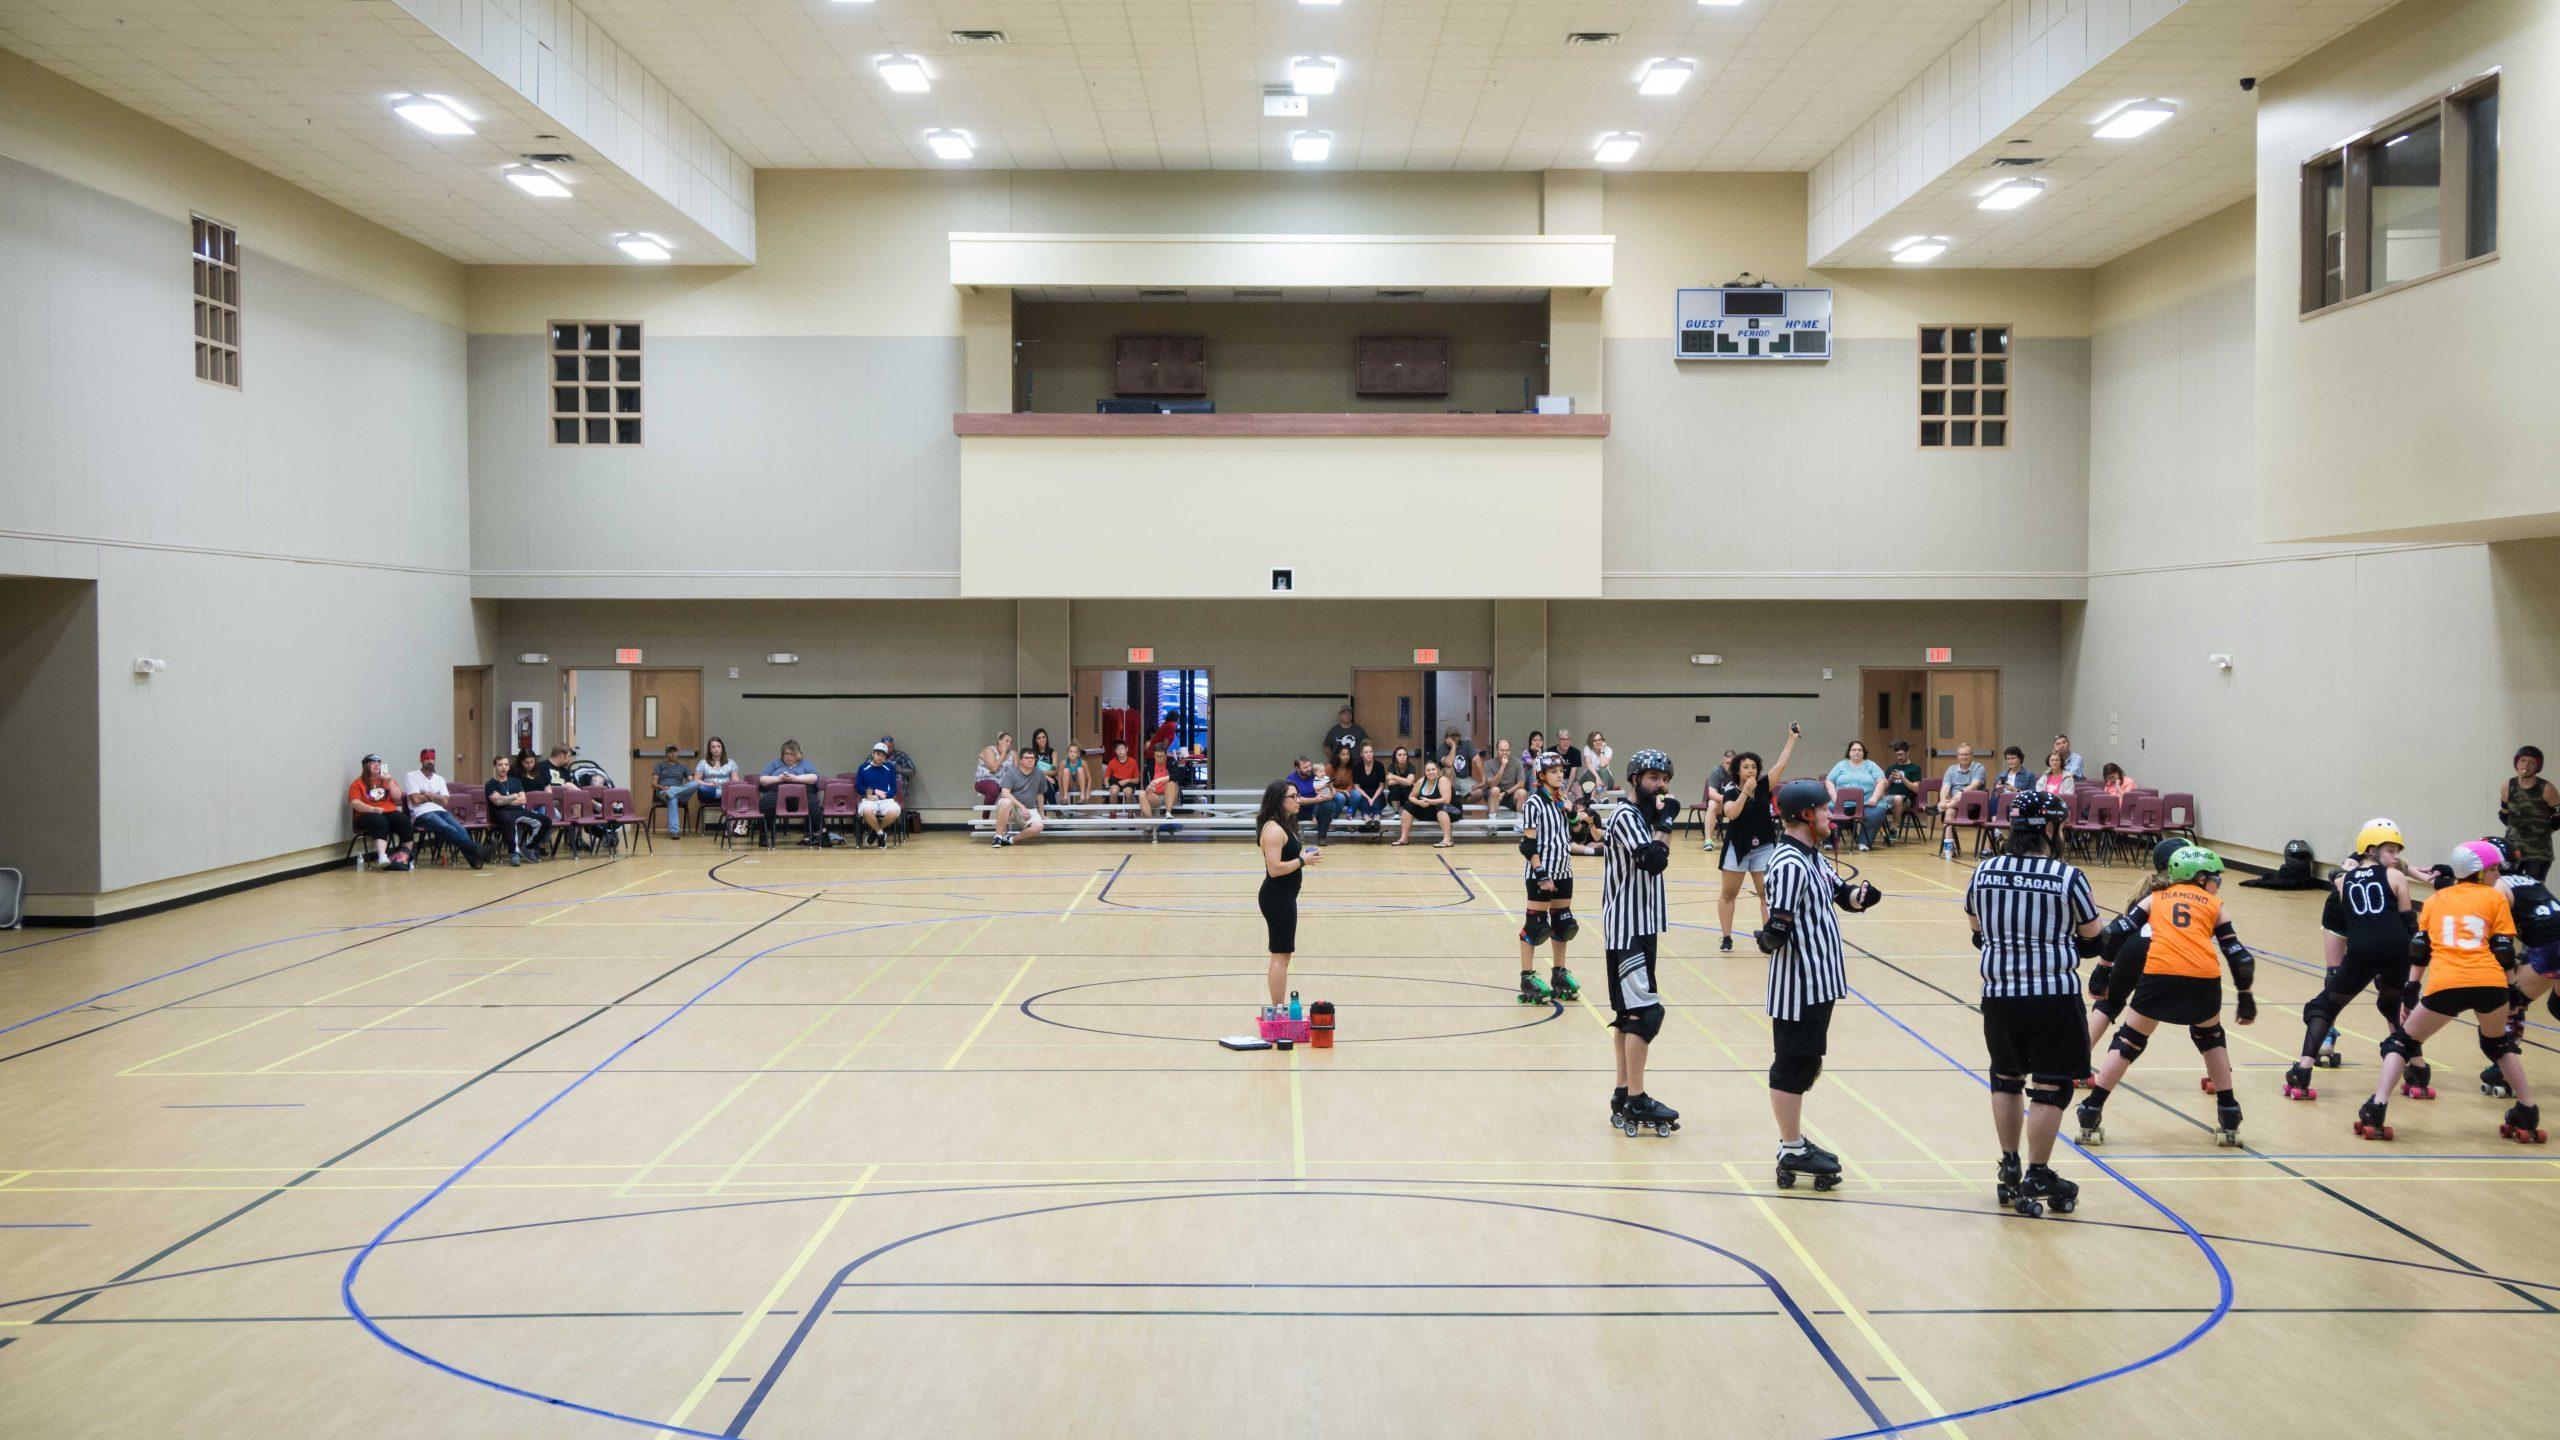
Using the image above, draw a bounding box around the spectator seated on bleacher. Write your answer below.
[992,748,1047,847]
[1290,757,1340,843]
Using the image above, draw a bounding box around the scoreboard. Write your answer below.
[1673,286,1833,362]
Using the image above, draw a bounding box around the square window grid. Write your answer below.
[1918,325,2009,449]
[549,321,643,445]
[192,215,239,389]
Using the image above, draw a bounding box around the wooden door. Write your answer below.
[1352,668,1427,753]
[1071,669,1109,752]
[451,667,491,782]
[631,669,703,764]
[1861,668,1926,764]
[1923,668,2001,762]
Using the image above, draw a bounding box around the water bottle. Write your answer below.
[1288,991,1303,1021]
[1941,831,1957,861]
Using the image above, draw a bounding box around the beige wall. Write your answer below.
[2256,0,2559,544]
[1014,300,1547,414]
[0,579,101,898]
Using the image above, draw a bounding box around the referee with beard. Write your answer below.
[1964,790,2104,1216]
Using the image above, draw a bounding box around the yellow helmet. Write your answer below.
[2355,818,2405,854]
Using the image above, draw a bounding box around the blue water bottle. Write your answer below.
[1288,991,1303,1021]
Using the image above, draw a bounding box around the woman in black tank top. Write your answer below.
[2504,747,2556,881]
[1258,781,1317,1006]
[1714,725,1801,951]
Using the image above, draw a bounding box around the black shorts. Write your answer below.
[1605,938,1662,1016]
[1526,877,1574,903]
[2130,973,2222,1027]
[1771,1001,1835,1058]
[1403,800,1450,820]
[2422,985,2508,1017]
[1257,880,1298,954]
[1981,993,2090,1081]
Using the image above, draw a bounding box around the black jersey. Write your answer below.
[2503,874,2560,948]
[2322,861,2412,955]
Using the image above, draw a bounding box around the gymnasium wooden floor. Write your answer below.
[2,831,2554,1439]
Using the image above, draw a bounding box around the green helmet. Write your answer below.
[2163,844,2224,884]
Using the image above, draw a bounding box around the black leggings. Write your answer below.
[353,810,414,846]
[2299,945,2412,1056]
[2093,935,2145,1019]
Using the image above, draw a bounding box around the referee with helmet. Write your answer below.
[1602,747,1681,1137]
[1755,773,1883,1190]
[1964,790,2104,1216]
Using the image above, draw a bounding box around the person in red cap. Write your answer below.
[348,754,413,870]
[404,748,490,869]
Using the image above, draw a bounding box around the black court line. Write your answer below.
[1835,1305,2549,1317]
[41,1309,744,1325]
[26,890,820,1328]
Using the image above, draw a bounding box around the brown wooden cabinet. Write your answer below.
[1355,335,1452,396]
[1113,334,1208,396]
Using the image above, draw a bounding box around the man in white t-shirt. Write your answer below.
[404,748,491,869]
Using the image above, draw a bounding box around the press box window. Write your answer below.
[549,321,642,445]
[1917,325,2009,449]
[192,215,240,389]
[2300,73,2497,316]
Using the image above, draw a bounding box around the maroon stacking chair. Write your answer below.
[1912,777,1942,839]
[526,788,568,857]
[2113,793,2166,862]
[596,786,650,854]
[819,779,858,843]
[1947,788,1994,856]
[1826,787,1865,853]
[773,781,813,846]
[2067,792,2119,861]
[717,781,762,849]
[2160,793,2199,842]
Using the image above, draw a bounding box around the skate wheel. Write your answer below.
[2355,1123,2392,1141]
[2316,1054,2343,1069]
[2012,1198,2043,1218]
[2078,1128,2103,1147]
[2072,1077,2094,1089]
[2051,1198,2077,1214]
[1813,1174,1841,1192]
[2216,1129,2241,1148]
[2199,1076,2215,1093]
[1775,1170,1796,1190]
[2403,1085,2435,1100]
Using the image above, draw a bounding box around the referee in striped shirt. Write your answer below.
[1964,790,2104,1214]
[1756,778,1881,1189]
[1602,748,1680,1134]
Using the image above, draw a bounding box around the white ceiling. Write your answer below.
[1016,285,1549,302]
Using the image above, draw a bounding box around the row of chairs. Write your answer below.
[1943,787,2198,860]
[411,785,650,864]
[698,780,908,850]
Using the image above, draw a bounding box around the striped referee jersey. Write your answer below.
[1763,836,1849,1020]
[1522,791,1573,883]
[1601,799,1667,947]
[1964,852,2100,997]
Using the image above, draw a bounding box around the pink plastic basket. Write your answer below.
[1258,1016,1313,1044]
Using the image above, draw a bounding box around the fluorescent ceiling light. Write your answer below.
[1977,178,2045,211]
[391,95,474,136]
[2092,99,2176,139]
[1290,130,1332,163]
[1697,0,1746,7]
[874,55,931,93]
[1592,132,1641,164]
[1299,0,1342,6]
[502,164,571,199]
[1890,239,1949,264]
[925,129,975,160]
[1290,57,1339,95]
[1637,59,1694,96]
[614,232,673,262]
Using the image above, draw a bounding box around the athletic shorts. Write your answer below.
[1721,841,1775,874]
[2130,973,2222,1028]
[1605,937,1662,1017]
[2422,985,2509,1017]
[1526,877,1575,903]
[2525,943,2560,979]
[1981,993,2091,1081]
[1771,1001,1835,1059]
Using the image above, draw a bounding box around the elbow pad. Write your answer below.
[2099,913,2140,960]
[1518,836,1539,859]
[2218,930,2254,991]
[2075,930,2103,959]
[1635,840,1670,876]
[2408,931,2433,966]
[1835,880,1882,912]
[2493,935,2518,969]
[1755,911,1796,955]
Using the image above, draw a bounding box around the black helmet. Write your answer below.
[1625,747,1673,781]
[2150,837,2186,872]
[1774,778,1830,822]
[2007,791,2056,828]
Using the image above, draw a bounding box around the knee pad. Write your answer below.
[2188,1023,2228,1056]
[2092,994,2126,1022]
[2301,991,2338,1033]
[1768,1053,1824,1095]
[1612,1003,1666,1044]
[2381,1029,2422,1062]
[2109,1025,2151,1061]
[2481,1030,2522,1061]
[1519,910,1553,947]
[1987,1072,2027,1095]
[1550,909,1580,943]
[2026,1077,2074,1110]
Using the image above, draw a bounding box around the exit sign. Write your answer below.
[1413,648,1440,665]
[615,648,644,665]
[1127,647,1155,665]
[1925,647,1952,664]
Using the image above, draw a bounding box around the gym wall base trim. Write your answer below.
[22,844,348,928]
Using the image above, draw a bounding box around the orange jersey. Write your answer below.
[2417,883,2517,993]
[2140,883,2226,979]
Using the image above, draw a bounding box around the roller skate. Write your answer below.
[2353,1097,2393,1141]
[2213,1094,2244,1148]
[2019,1164,2079,1216]
[2500,1102,2547,1145]
[1774,1140,1842,1192]
[2280,1063,2318,1101]
[1618,1094,1680,1138]
[2481,1064,2516,1099]
[1610,1088,1627,1131]
[1995,1151,2024,1211]
[2399,1059,2435,1101]
[2315,1026,2343,1069]
[1550,966,1580,1003]
[1516,970,1552,1005]
[2074,1092,2108,1147]
[1718,934,1734,954]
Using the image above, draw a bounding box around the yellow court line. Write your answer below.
[600,868,676,898]
[1057,870,1099,922]
[0,1171,24,1190]
[251,957,537,1073]
[941,951,1041,1070]
[1828,1075,1969,1182]
[117,951,460,1077]
[654,1165,877,1438]
[1468,871,1513,920]
[1720,1160,1969,1440]
[1671,956,1758,1071]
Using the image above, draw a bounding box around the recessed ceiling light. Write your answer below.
[875,55,931,93]
[925,129,975,161]
[1637,59,1694,96]
[1697,0,1746,7]
[614,232,673,262]
[1593,132,1642,164]
[1977,178,2045,211]
[1889,237,1950,264]
[1290,130,1333,163]
[1299,0,1342,6]
[1290,57,1340,95]
[391,95,474,136]
[2092,99,2176,139]
[502,164,571,199]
